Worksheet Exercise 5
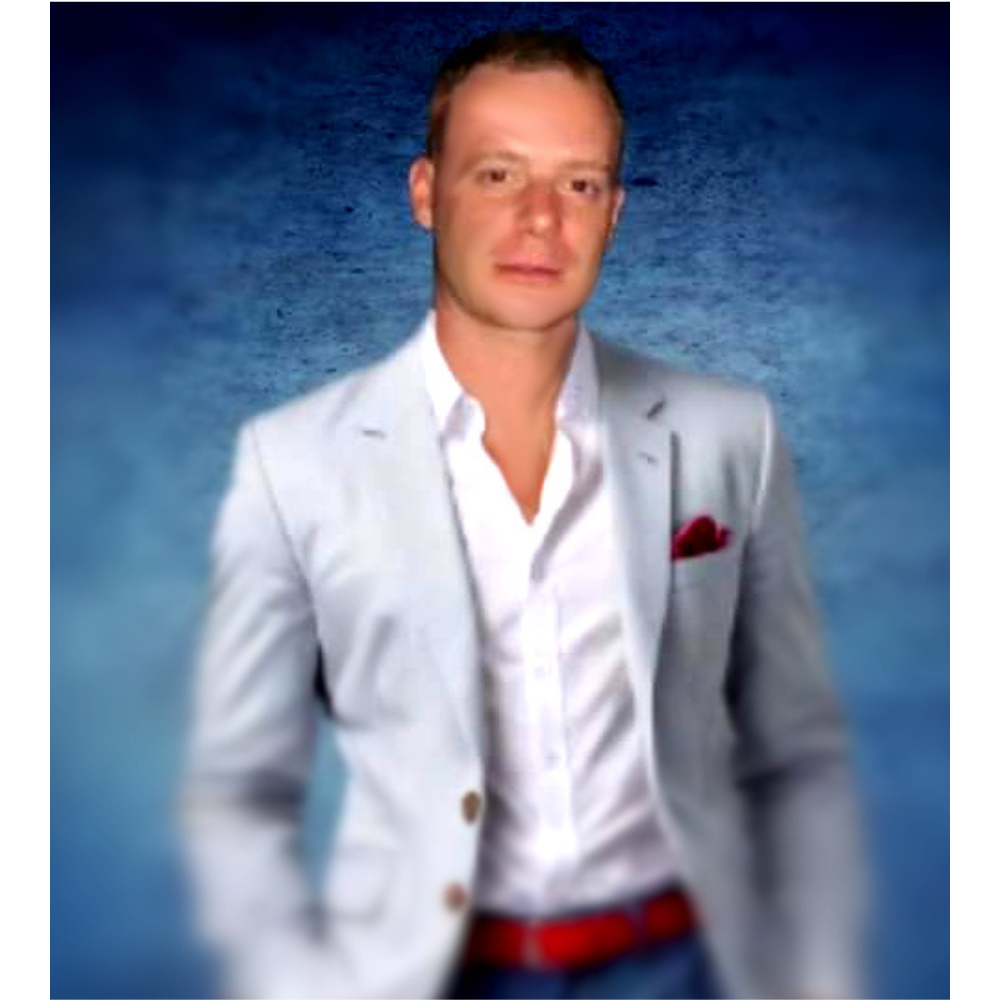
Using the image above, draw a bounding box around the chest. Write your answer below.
[443,418,605,613]
[480,423,555,524]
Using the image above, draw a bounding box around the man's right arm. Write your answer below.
[181,420,329,997]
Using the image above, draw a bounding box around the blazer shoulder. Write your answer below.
[594,335,775,440]
[243,335,419,457]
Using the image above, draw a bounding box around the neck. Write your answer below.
[433,300,578,424]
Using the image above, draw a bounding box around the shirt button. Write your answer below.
[461,791,482,824]
[443,882,468,912]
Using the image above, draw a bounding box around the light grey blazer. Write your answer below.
[182,329,866,999]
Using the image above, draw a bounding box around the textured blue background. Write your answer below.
[51,5,948,998]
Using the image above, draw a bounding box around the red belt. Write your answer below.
[462,886,697,971]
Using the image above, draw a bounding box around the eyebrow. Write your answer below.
[468,150,614,174]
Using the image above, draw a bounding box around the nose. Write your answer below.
[518,180,562,237]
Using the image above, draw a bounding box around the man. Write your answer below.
[183,30,865,1000]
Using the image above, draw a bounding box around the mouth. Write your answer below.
[495,262,564,284]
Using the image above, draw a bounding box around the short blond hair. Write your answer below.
[425,30,625,181]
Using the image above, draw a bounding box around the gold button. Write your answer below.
[461,791,482,824]
[443,882,468,912]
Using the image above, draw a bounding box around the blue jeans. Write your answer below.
[447,930,723,1000]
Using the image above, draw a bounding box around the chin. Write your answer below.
[479,287,586,334]
[490,303,577,334]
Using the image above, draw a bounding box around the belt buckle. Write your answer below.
[523,903,648,972]
[522,916,548,971]
[625,900,651,948]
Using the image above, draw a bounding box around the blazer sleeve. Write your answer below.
[180,420,332,998]
[728,396,868,999]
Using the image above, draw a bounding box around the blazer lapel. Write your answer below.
[595,339,674,722]
[351,336,484,762]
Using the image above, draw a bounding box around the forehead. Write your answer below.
[442,65,619,163]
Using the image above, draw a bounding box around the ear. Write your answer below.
[611,184,625,234]
[409,156,435,231]
[604,184,625,252]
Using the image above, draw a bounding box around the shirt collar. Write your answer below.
[419,310,598,437]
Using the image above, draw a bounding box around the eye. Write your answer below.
[567,176,605,197]
[478,166,511,186]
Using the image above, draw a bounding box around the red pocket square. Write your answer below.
[671,515,731,560]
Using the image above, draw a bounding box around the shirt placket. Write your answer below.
[522,429,579,897]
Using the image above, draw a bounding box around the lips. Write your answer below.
[495,261,563,281]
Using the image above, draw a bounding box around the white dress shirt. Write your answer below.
[419,313,676,917]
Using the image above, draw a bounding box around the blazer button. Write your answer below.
[461,791,482,824]
[443,882,468,912]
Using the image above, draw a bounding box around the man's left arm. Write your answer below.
[728,395,868,999]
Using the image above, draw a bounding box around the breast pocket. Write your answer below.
[670,546,741,592]
[661,548,741,763]
[666,544,742,655]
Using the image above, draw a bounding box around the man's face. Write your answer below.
[409,65,624,336]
